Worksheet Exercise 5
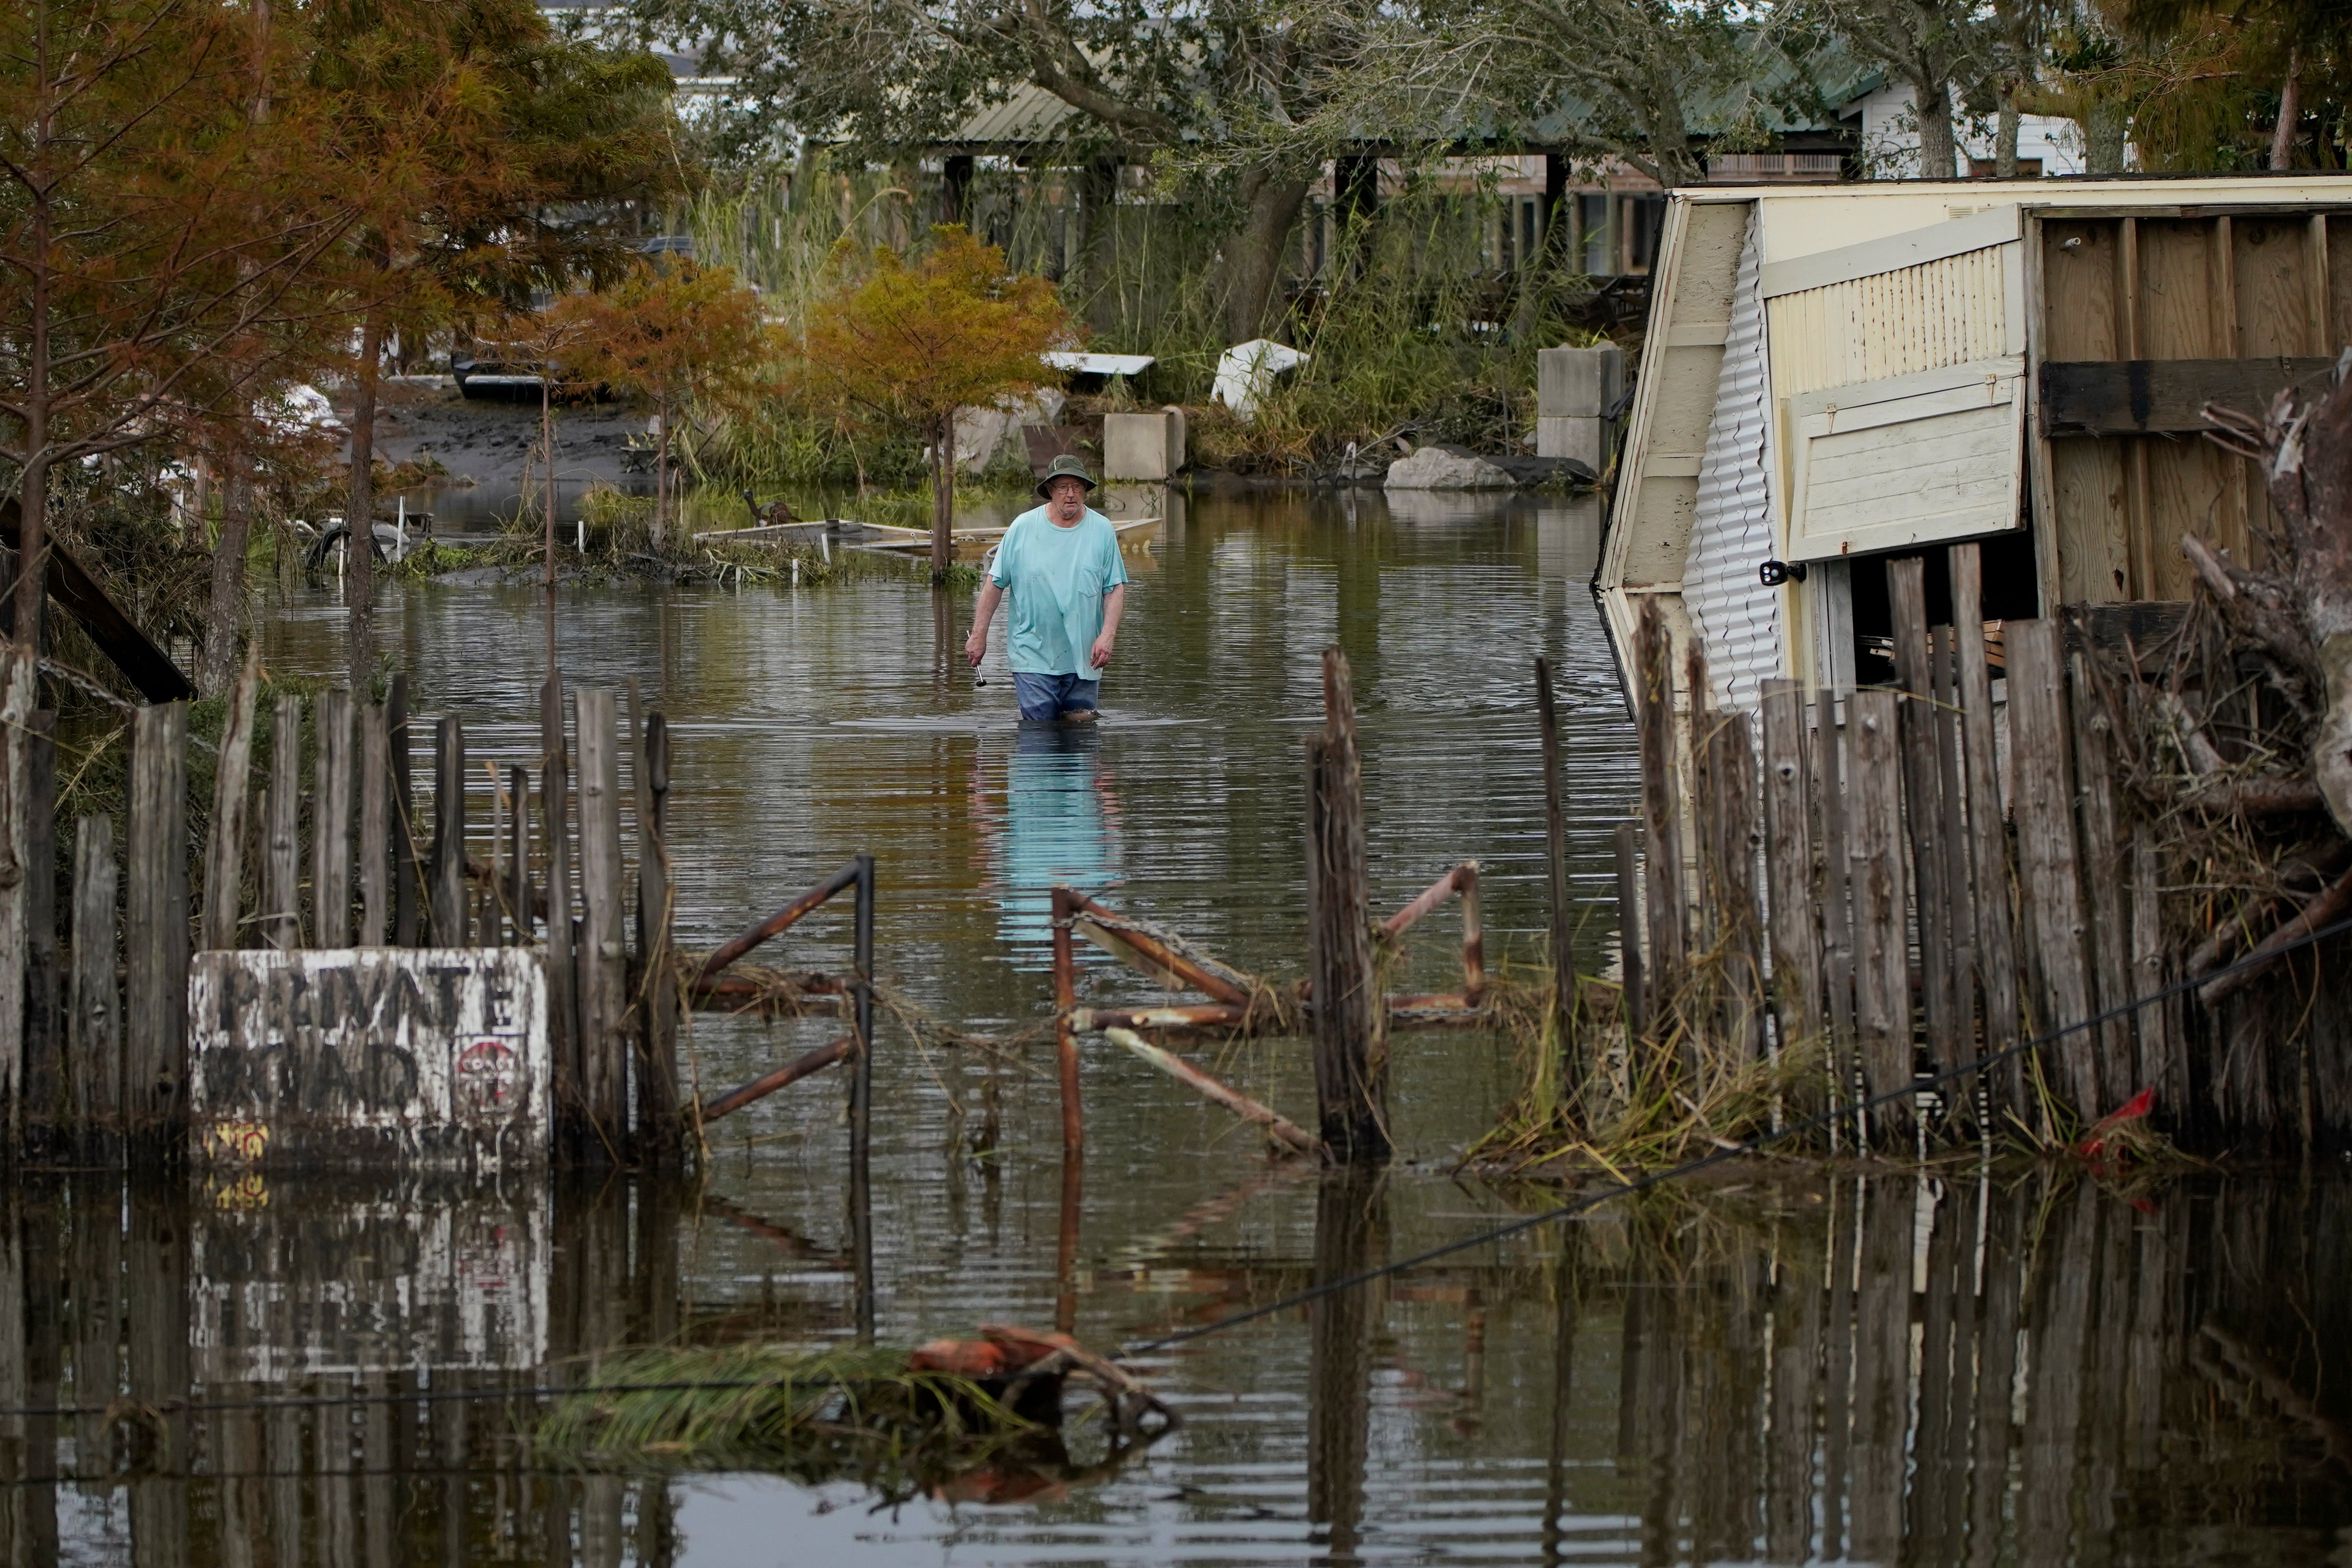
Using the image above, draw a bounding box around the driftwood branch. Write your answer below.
[2200,862,2352,1006]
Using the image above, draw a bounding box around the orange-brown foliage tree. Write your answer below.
[548,260,774,548]
[0,0,355,668]
[797,228,1068,584]
[308,0,684,687]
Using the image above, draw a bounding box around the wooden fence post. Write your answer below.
[1710,708,1766,1072]
[1950,543,2022,1118]
[2132,826,2178,1106]
[1846,688,1912,1148]
[1534,657,1578,1106]
[851,851,876,1340]
[2006,618,2097,1120]
[202,654,259,952]
[1308,648,1387,1164]
[1634,601,1688,1056]
[1814,692,1860,1142]
[314,691,353,948]
[1612,821,1646,1048]
[508,765,530,944]
[1684,644,1716,1086]
[542,677,580,1159]
[1888,556,1958,1080]
[266,694,302,950]
[24,712,60,1158]
[389,674,418,946]
[69,818,119,1168]
[126,702,190,1162]
[430,714,466,946]
[2070,650,2134,1110]
[1930,628,1979,1080]
[574,688,626,1158]
[634,711,680,1158]
[0,650,35,1153]
[358,702,388,946]
[1760,680,1824,1116]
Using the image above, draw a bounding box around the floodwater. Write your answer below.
[24,488,2352,1564]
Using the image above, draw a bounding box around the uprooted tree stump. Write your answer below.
[2081,364,2352,1148]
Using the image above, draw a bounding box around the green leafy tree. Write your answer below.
[796,228,1067,583]
[626,0,1348,340]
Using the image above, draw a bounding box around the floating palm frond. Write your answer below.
[534,1344,1042,1472]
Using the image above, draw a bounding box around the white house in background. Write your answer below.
[1845,78,2093,177]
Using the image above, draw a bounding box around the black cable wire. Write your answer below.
[4,907,2346,1418]
[1117,908,2352,1358]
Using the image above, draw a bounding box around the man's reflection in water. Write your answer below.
[988,720,1124,962]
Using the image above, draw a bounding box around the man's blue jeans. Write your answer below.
[1012,671,1101,720]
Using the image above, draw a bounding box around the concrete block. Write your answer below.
[1163,405,1188,474]
[1537,343,1626,420]
[1538,415,1612,470]
[1106,410,1180,481]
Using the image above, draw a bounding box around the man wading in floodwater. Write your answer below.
[966,454,1128,722]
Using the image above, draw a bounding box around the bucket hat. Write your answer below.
[1034,453,1098,499]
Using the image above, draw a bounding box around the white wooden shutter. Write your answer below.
[1784,356,2024,562]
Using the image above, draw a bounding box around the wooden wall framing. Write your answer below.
[2034,207,2352,604]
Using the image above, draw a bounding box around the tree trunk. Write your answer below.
[1226,173,1312,344]
[2085,101,2129,175]
[2244,376,2352,834]
[2273,56,2301,170]
[653,396,668,552]
[1995,92,2020,176]
[346,308,384,693]
[16,189,50,658]
[930,420,954,586]
[200,452,254,694]
[1912,77,1958,178]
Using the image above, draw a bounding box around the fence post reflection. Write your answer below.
[1306,1170,1384,1566]
[1540,1230,1581,1568]
[126,1187,189,1568]
[1764,1197,1824,1564]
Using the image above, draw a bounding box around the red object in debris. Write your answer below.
[2077,1086,2156,1158]
[910,1334,1059,1380]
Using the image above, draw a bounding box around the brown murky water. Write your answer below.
[24,490,2350,1564]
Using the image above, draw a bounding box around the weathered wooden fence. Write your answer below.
[1624,541,2178,1149]
[4,660,716,1168]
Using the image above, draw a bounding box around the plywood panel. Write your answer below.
[2053,442,2129,603]
[2145,440,2230,600]
[2042,221,2119,360]
[2044,219,2127,601]
[2234,218,2313,358]
[2140,220,2218,357]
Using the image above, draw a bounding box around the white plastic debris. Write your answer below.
[1210,340,1308,422]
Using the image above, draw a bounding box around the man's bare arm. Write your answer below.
[1089,582,1127,670]
[966,580,1004,667]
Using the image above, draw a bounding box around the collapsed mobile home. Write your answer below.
[1596,174,2352,1153]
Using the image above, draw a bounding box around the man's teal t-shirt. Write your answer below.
[991,506,1128,677]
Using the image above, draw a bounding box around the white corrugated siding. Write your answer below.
[1766,244,2010,400]
[1682,206,1780,715]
